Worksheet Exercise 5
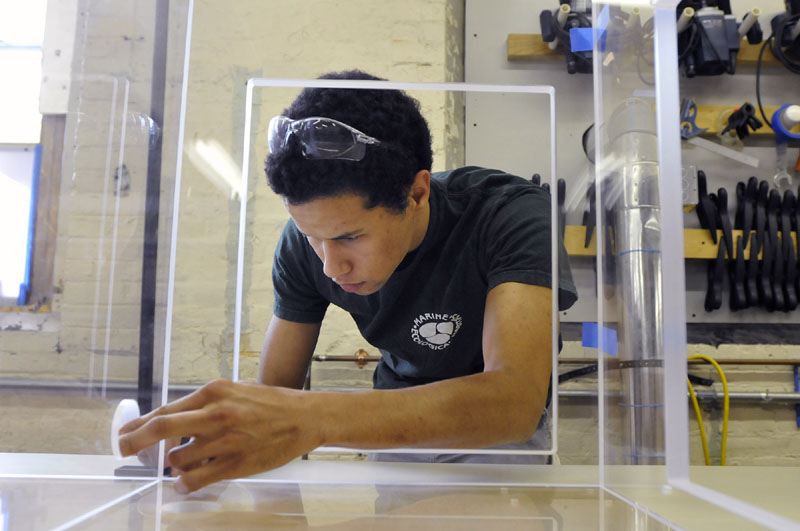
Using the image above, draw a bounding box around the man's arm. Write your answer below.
[258,315,322,389]
[315,281,552,449]
[118,282,552,492]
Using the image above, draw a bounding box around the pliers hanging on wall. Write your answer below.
[794,186,800,300]
[756,181,773,309]
[583,181,596,249]
[780,191,798,311]
[742,178,760,307]
[705,188,733,312]
[695,170,718,243]
[765,189,783,312]
[731,181,752,310]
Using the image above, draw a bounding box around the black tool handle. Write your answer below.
[583,182,596,248]
[716,188,733,259]
[782,191,798,311]
[557,178,566,240]
[730,235,747,310]
[696,170,718,243]
[746,231,760,306]
[705,240,726,312]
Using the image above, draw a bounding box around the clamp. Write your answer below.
[755,181,773,309]
[557,178,566,240]
[695,170,718,243]
[765,189,783,311]
[705,188,733,312]
[720,103,763,140]
[742,178,760,307]
[583,182,596,248]
[780,191,798,311]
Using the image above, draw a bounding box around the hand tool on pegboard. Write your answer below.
[731,181,752,310]
[795,185,800,298]
[720,102,764,140]
[706,188,734,312]
[695,171,718,243]
[680,98,707,139]
[756,181,774,309]
[531,173,551,193]
[743,178,760,307]
[780,190,798,311]
[767,189,785,312]
[583,181,596,249]
[695,172,722,311]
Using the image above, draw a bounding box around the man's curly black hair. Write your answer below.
[265,70,433,214]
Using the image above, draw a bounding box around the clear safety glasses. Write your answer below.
[268,115,382,161]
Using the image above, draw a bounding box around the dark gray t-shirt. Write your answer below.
[272,166,577,389]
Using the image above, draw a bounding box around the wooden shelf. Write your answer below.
[506,34,800,139]
[564,225,798,259]
[508,34,562,62]
[692,104,798,137]
[507,33,781,67]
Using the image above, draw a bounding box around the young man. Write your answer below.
[119,70,577,493]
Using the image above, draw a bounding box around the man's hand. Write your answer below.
[118,379,322,493]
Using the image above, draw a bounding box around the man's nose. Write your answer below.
[321,241,350,280]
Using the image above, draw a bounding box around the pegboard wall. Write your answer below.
[465,0,800,324]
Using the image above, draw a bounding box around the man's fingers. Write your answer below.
[174,455,238,494]
[118,409,217,458]
[118,387,217,436]
[166,434,235,473]
[136,436,182,468]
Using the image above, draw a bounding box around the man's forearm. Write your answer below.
[303,369,548,451]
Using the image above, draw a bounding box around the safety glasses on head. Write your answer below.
[268,116,382,161]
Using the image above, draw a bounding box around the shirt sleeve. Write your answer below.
[483,185,578,311]
[272,220,329,323]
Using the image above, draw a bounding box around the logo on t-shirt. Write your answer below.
[410,313,463,350]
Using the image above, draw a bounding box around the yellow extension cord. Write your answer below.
[687,354,730,466]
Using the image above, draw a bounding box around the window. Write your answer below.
[0,0,47,307]
[0,0,46,143]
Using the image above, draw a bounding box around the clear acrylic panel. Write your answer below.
[593,0,667,480]
[594,1,800,529]
[0,0,191,483]
[236,79,561,459]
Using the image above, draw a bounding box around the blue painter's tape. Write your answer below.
[582,322,618,357]
[570,26,607,53]
[772,104,800,143]
[570,27,593,52]
[570,5,609,53]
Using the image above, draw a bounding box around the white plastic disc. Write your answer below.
[110,399,141,459]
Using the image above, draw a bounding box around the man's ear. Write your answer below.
[408,170,431,210]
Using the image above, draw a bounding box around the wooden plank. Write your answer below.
[507,34,561,61]
[694,104,800,137]
[564,225,798,259]
[0,302,51,313]
[564,225,596,256]
[508,34,781,67]
[737,41,781,67]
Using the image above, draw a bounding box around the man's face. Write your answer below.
[286,192,427,296]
